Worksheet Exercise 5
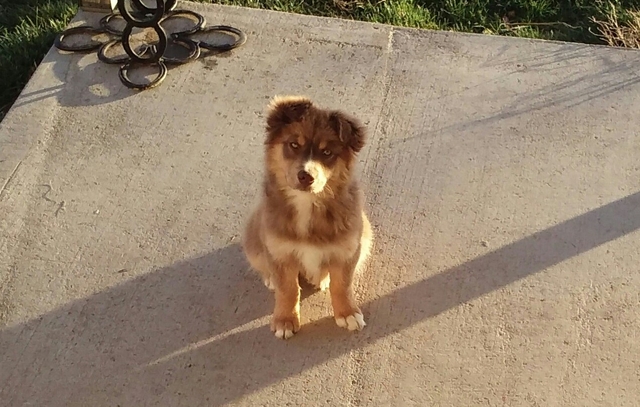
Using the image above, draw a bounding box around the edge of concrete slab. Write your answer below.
[0,43,70,199]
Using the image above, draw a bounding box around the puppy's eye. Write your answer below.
[290,142,299,149]
[322,149,332,156]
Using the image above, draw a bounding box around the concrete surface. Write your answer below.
[1,2,640,406]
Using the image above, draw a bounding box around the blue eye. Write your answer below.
[322,149,332,156]
[290,142,299,149]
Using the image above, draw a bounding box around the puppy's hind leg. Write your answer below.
[355,211,373,274]
[247,251,275,291]
[307,268,330,292]
[242,210,275,290]
[317,272,330,292]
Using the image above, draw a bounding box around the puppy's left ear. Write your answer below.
[329,111,367,153]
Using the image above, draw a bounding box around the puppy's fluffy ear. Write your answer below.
[329,111,367,153]
[266,95,312,140]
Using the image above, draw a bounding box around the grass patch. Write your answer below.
[2,0,640,121]
[0,0,77,121]
[592,1,640,47]
[201,1,639,43]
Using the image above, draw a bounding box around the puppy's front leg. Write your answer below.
[328,261,366,331]
[270,260,301,339]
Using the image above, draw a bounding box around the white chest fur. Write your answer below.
[295,244,324,277]
[265,237,355,285]
[266,190,357,283]
[288,189,314,236]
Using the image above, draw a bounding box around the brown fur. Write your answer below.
[242,95,373,339]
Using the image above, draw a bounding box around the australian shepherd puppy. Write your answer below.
[242,95,373,340]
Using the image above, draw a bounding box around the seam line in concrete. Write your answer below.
[0,160,22,200]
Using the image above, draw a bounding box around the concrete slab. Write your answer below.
[1,2,640,406]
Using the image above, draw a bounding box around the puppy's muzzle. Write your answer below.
[297,170,314,188]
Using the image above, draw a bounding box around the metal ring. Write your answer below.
[97,40,130,64]
[130,0,153,13]
[118,0,165,28]
[162,10,207,37]
[100,13,126,35]
[193,25,247,51]
[119,61,167,90]
[54,26,106,52]
[121,23,167,63]
[160,38,201,64]
[167,0,178,11]
[131,0,177,13]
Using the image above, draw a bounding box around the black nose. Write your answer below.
[297,170,314,187]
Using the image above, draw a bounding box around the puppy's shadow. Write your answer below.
[0,243,273,401]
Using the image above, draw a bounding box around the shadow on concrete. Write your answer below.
[9,15,239,113]
[478,44,640,111]
[10,49,137,110]
[390,44,640,148]
[1,191,639,405]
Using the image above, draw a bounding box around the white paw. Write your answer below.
[318,274,330,291]
[271,317,299,340]
[274,327,295,340]
[306,272,330,291]
[335,312,366,331]
[263,277,275,291]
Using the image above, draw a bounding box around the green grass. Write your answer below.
[0,0,77,121]
[201,1,640,43]
[1,0,640,121]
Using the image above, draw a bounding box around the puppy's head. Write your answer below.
[264,95,366,195]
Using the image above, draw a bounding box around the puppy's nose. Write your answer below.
[297,170,314,187]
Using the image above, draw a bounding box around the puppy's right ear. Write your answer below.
[265,96,312,141]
